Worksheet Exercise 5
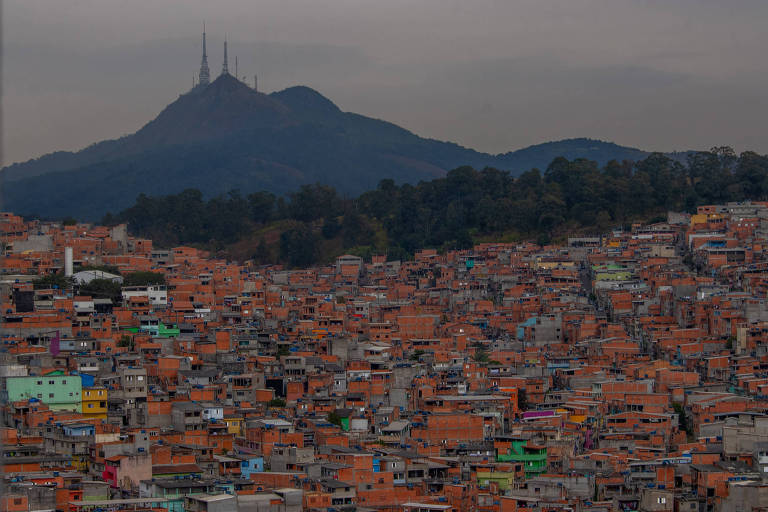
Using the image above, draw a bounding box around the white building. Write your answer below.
[122,285,168,306]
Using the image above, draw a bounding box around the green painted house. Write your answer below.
[497,440,547,478]
[125,320,179,338]
[5,374,82,412]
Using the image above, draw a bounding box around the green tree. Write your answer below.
[118,335,134,350]
[473,347,489,363]
[279,225,317,268]
[672,402,693,438]
[321,216,341,239]
[536,233,551,247]
[33,272,71,290]
[252,238,272,264]
[342,210,374,247]
[327,410,343,427]
[248,191,277,224]
[454,229,474,250]
[123,272,165,287]
[289,184,342,222]
[79,278,122,302]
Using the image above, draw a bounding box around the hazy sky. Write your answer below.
[3,0,768,165]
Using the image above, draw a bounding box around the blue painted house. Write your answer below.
[238,455,264,478]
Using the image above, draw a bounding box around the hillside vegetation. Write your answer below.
[100,147,768,266]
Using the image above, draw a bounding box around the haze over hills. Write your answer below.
[4,74,667,220]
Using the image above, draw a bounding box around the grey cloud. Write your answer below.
[3,0,768,165]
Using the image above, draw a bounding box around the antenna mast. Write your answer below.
[222,37,229,75]
[198,22,210,86]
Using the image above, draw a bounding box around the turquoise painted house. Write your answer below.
[4,374,82,412]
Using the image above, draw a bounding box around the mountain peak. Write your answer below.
[203,72,253,93]
[270,85,341,118]
[129,74,289,147]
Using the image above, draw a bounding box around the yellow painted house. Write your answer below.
[82,386,108,419]
[223,415,244,435]
[691,213,724,226]
[477,470,517,491]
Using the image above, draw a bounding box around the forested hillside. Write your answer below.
[101,147,768,266]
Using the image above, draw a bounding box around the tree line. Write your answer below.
[102,148,768,266]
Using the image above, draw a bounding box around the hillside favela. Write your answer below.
[4,4,768,512]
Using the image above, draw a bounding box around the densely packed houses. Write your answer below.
[1,203,768,512]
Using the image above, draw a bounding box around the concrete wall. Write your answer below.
[11,235,53,253]
[639,488,673,512]
[721,483,768,512]
[118,453,152,490]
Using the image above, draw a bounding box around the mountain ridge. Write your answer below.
[3,74,676,219]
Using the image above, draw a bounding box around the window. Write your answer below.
[49,393,54,398]
[88,403,94,409]
[62,380,67,385]
[37,394,42,399]
[49,380,55,385]
[658,497,666,504]
[37,380,42,385]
